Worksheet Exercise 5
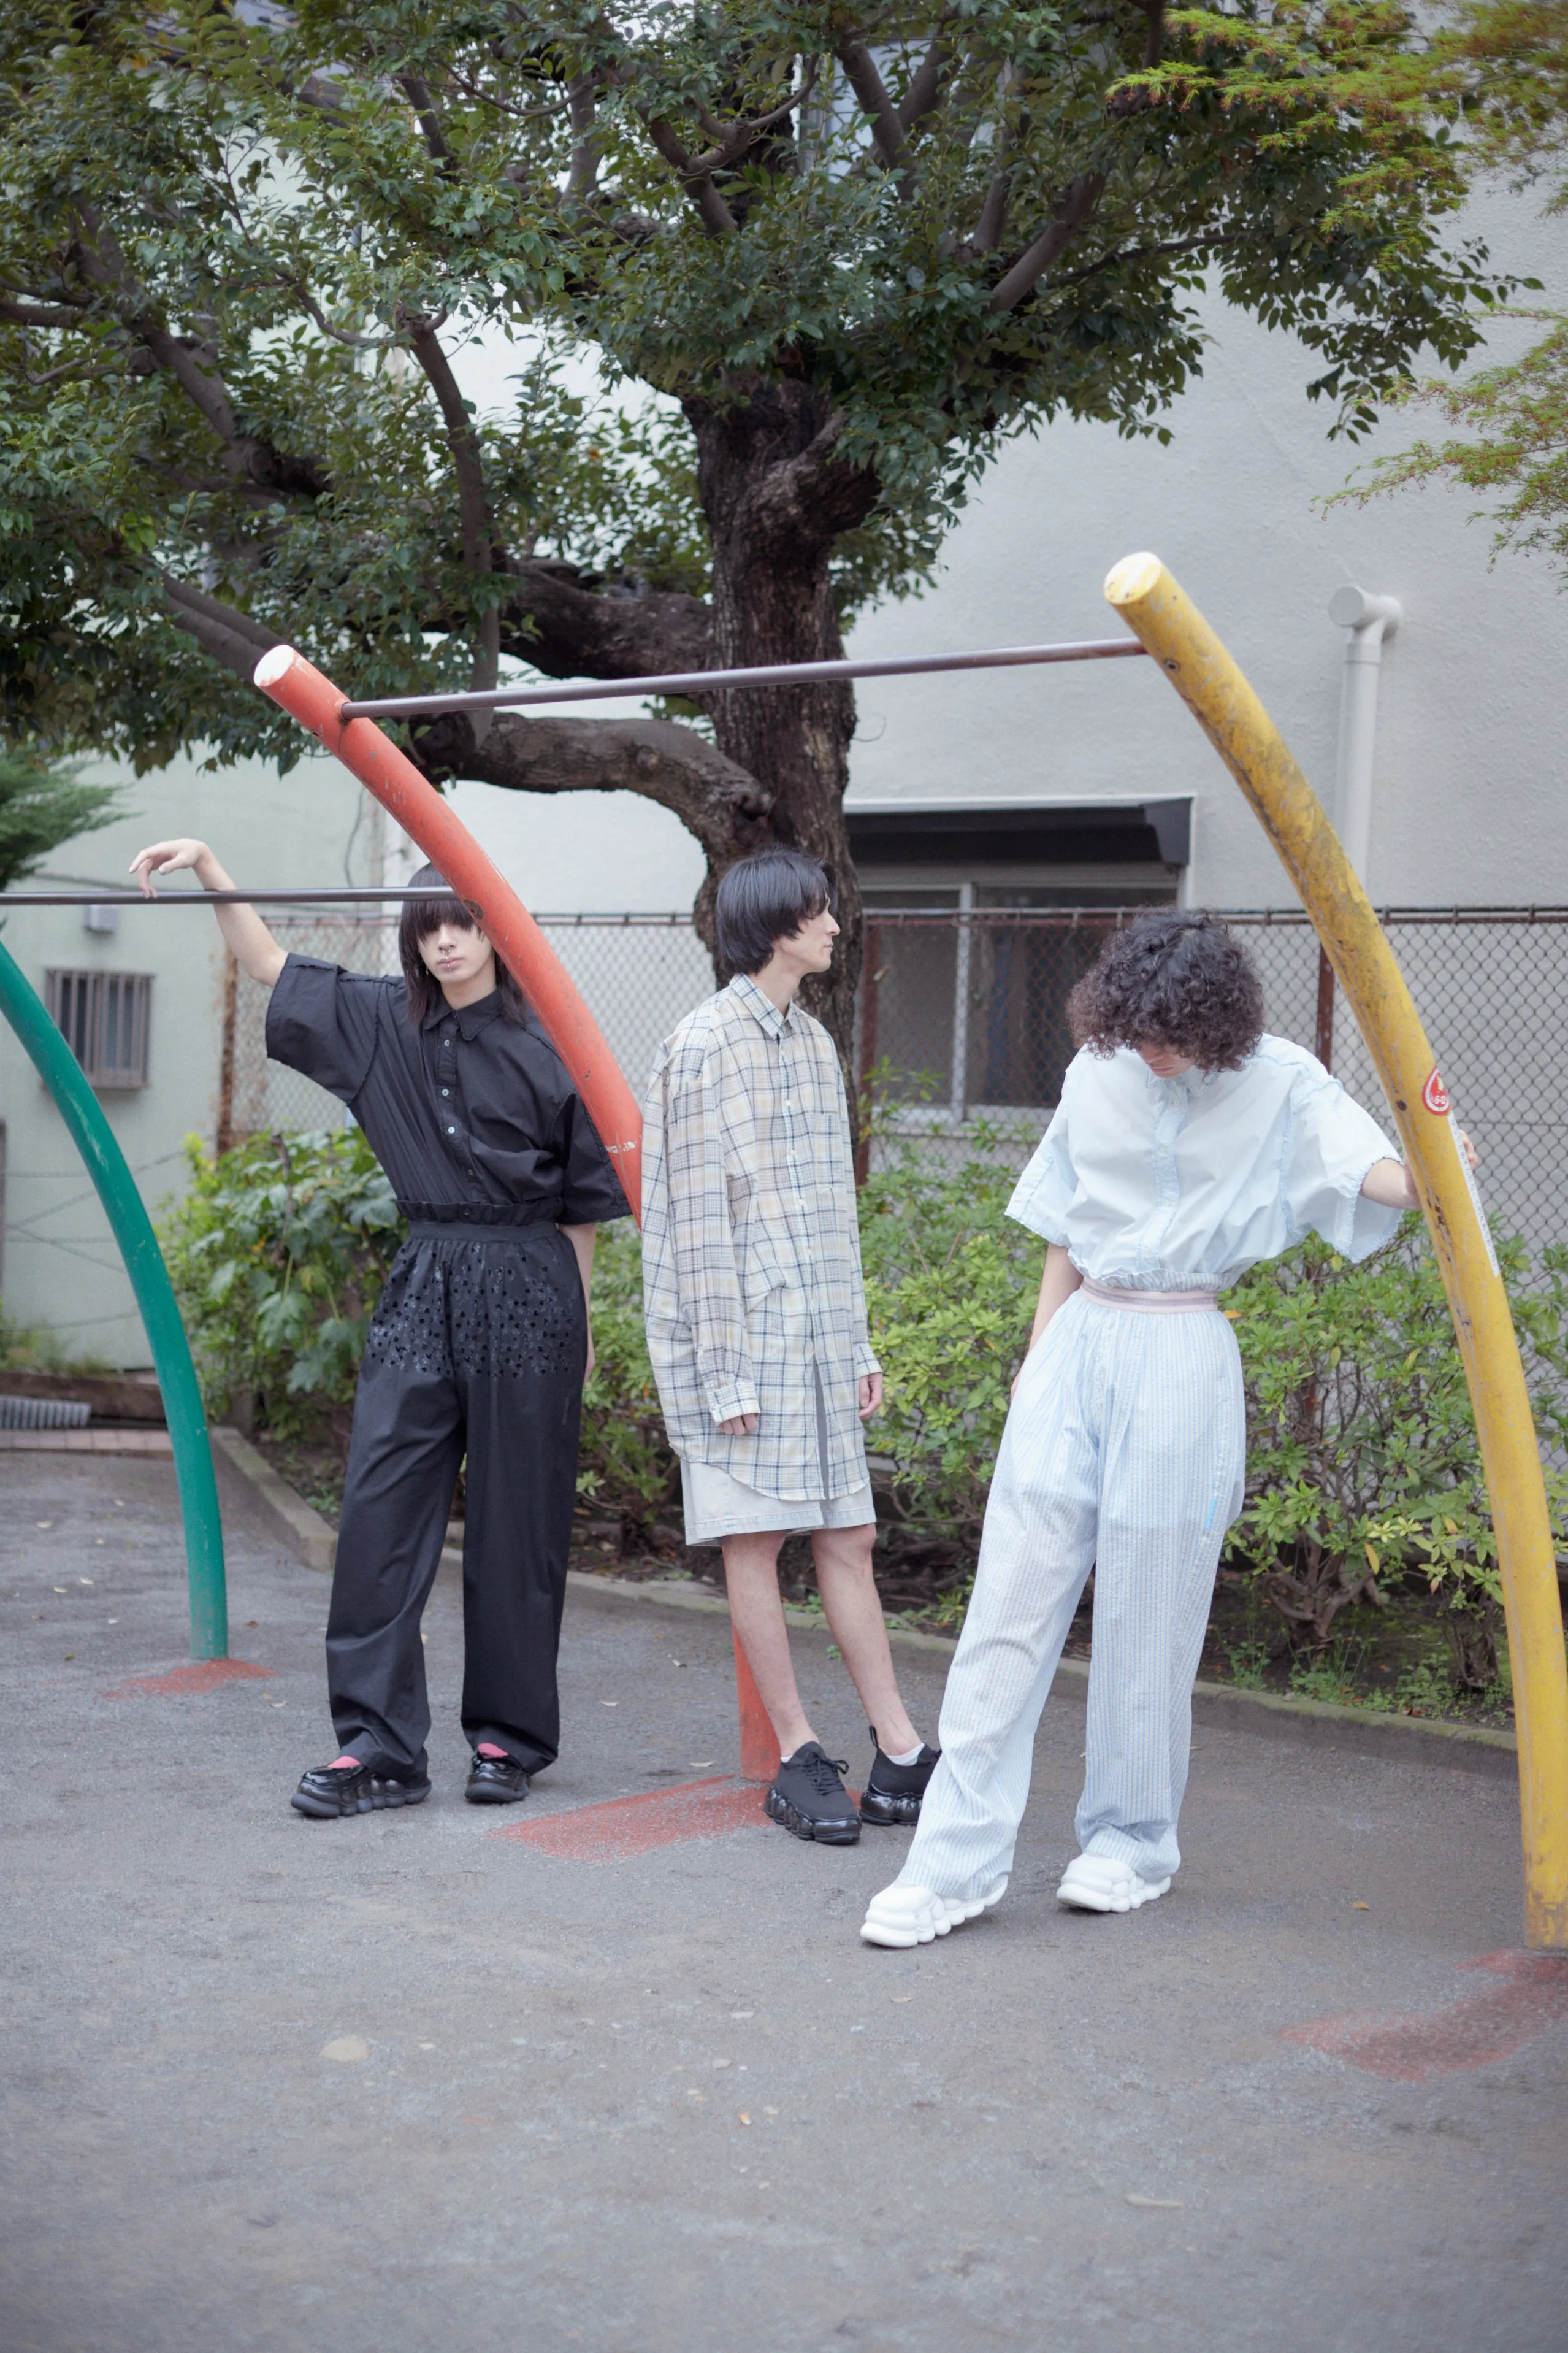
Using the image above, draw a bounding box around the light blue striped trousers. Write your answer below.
[898,1290,1247,1902]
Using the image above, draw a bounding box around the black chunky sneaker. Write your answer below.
[859,1727,941,1826]
[765,1743,861,1845]
[290,1761,432,1819]
[465,1751,532,1805]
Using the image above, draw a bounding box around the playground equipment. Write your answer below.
[252,558,1568,1949]
[0,938,228,1660]
[4,561,1558,1941]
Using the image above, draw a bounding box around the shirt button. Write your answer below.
[446,1126,457,1135]
[441,1088,449,1097]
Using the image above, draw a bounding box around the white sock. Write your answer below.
[884,1742,925,1767]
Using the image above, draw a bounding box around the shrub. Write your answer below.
[859,1129,1038,1552]
[1223,1221,1568,1681]
[158,1129,403,1443]
[576,1219,681,1542]
[160,1125,1568,1699]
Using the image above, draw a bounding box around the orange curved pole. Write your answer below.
[254,646,642,1219]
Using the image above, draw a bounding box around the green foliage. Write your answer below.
[158,1129,403,1437]
[159,1121,1567,1715]
[575,1218,681,1540]
[1330,0,1568,575]
[0,1302,112,1374]
[0,1,1516,764]
[859,1127,1041,1541]
[0,745,121,891]
[1332,307,1568,575]
[1223,1221,1568,1668]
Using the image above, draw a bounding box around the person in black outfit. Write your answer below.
[129,836,629,1817]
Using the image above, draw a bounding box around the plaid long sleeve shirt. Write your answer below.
[641,975,881,1501]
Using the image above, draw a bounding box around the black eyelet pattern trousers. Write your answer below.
[323,1225,586,1779]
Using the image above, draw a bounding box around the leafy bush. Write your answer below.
[160,1125,1567,1700]
[576,1219,681,1541]
[158,1129,402,1441]
[1223,1222,1568,1680]
[859,1128,1038,1553]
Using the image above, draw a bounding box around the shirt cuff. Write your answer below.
[706,1380,761,1425]
[853,1345,882,1381]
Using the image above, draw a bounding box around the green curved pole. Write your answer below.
[0,935,227,1659]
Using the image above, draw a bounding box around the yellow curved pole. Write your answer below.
[1104,552,1568,1951]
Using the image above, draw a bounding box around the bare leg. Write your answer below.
[813,1524,921,1758]
[722,1531,816,1757]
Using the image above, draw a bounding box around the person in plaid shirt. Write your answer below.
[642,848,938,1844]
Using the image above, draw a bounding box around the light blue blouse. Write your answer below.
[1007,1036,1403,1292]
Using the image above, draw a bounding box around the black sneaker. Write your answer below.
[859,1728,940,1826]
[765,1743,861,1845]
[465,1751,532,1805]
[290,1761,432,1819]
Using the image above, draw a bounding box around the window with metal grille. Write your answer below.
[45,969,152,1089]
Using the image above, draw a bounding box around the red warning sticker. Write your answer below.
[1422,1066,1451,1116]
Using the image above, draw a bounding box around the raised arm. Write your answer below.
[128,837,286,986]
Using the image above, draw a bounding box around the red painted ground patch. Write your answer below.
[1283,1950,1568,2080]
[491,1775,770,1860]
[103,1659,276,1699]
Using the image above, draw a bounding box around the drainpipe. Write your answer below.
[1316,586,1401,1070]
[1328,584,1402,886]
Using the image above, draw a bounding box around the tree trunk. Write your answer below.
[687,382,878,1075]
[415,382,879,1094]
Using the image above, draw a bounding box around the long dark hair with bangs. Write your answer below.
[398,863,531,1028]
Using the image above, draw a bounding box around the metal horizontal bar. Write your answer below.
[338,637,1151,721]
[0,886,458,907]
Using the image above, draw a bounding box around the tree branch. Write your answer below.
[835,39,908,172]
[742,411,876,546]
[0,296,91,330]
[683,65,821,175]
[968,67,1026,257]
[567,75,603,197]
[988,171,1107,312]
[411,707,772,866]
[406,317,500,699]
[497,561,715,683]
[897,20,957,134]
[67,208,327,494]
[1142,1,1167,69]
[643,117,738,234]
[396,71,456,173]
[160,576,283,683]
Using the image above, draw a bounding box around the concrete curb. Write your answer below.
[210,1426,337,1578]
[212,1426,1519,1782]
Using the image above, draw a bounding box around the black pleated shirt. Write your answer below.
[265,956,629,1226]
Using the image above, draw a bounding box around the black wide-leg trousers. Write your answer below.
[324,1224,586,1780]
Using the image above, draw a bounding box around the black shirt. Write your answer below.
[266,956,629,1226]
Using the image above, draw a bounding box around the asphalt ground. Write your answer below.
[1,1453,1564,2353]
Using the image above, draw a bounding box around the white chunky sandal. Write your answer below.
[859,1879,1006,1949]
[1055,1852,1171,1913]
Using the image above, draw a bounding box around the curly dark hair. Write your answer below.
[1067,910,1265,1072]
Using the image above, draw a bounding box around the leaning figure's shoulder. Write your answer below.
[1248,1033,1333,1090]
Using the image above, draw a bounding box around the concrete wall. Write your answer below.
[0,748,367,1367]
[843,187,1568,911]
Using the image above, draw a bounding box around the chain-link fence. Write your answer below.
[225,906,1568,1255]
[224,913,716,1144]
[859,908,1568,1254]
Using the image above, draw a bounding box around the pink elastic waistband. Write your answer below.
[1079,1275,1218,1315]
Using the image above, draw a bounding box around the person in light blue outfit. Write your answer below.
[861,910,1459,1950]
